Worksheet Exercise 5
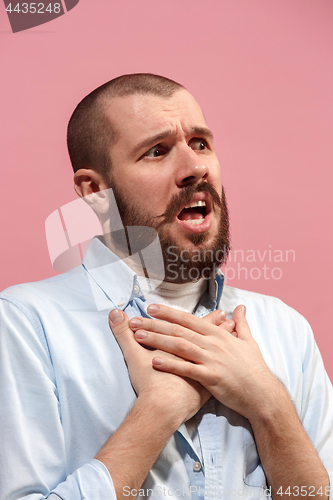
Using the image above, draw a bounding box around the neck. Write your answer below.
[103,228,218,284]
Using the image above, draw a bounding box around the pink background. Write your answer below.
[0,0,332,380]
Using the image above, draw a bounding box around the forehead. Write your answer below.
[104,89,208,144]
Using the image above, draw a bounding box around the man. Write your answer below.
[0,73,332,500]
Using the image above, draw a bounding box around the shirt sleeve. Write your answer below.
[297,310,333,498]
[0,297,116,500]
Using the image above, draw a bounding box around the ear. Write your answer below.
[74,168,110,214]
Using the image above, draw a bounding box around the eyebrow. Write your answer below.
[189,127,214,142]
[130,126,214,158]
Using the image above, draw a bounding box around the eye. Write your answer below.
[190,138,208,151]
[143,145,167,158]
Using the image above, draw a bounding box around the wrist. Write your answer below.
[247,376,293,430]
[136,391,184,432]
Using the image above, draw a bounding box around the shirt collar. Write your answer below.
[82,237,224,312]
[82,237,139,309]
[194,267,224,316]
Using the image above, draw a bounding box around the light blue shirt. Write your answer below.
[0,238,332,500]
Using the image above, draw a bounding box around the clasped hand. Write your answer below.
[128,305,278,421]
[109,307,215,423]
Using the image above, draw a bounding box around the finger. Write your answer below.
[201,309,226,326]
[134,330,203,363]
[109,309,143,362]
[130,317,206,348]
[201,309,236,334]
[152,354,205,384]
[147,304,206,334]
[130,313,227,332]
[220,319,236,333]
[232,305,252,340]
[146,304,232,337]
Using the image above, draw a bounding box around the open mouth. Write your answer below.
[177,200,208,225]
[175,194,213,233]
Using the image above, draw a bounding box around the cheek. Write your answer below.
[131,174,173,209]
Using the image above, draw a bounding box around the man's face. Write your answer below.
[104,89,230,281]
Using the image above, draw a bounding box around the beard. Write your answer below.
[107,180,230,283]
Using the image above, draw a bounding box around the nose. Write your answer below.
[174,146,208,188]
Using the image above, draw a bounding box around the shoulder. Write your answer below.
[220,284,307,329]
[0,265,88,317]
[0,266,95,361]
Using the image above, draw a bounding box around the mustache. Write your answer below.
[154,181,222,224]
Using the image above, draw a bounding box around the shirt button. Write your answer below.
[118,301,126,307]
[193,461,202,472]
[133,285,140,294]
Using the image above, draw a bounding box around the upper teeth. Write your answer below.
[185,200,206,209]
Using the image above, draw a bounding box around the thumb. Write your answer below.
[109,309,140,362]
[232,305,252,340]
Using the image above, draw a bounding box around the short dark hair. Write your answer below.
[67,73,184,179]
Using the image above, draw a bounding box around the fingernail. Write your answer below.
[130,318,143,328]
[109,309,124,324]
[136,330,147,339]
[147,304,159,315]
[153,357,164,366]
[241,305,246,316]
[218,310,226,321]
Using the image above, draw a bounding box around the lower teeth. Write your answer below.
[186,219,204,225]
